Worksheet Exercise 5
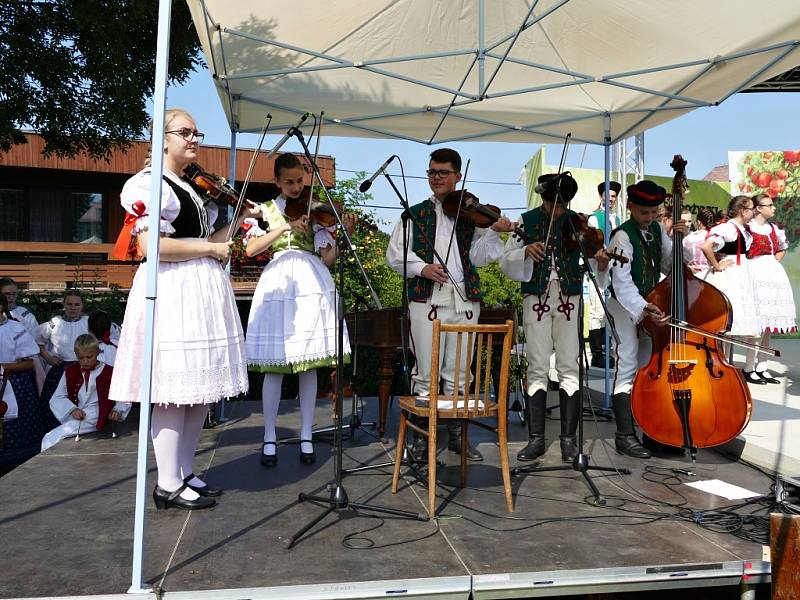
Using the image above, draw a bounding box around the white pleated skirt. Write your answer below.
[109,254,249,405]
[246,248,349,373]
[703,257,761,337]
[748,255,797,333]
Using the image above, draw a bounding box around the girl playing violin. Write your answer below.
[245,153,356,467]
[501,173,610,464]
[110,108,256,510]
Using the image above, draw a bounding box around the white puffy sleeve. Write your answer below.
[241,217,267,247]
[13,325,40,360]
[313,223,336,251]
[774,224,789,251]
[706,222,738,252]
[500,225,533,282]
[120,170,181,235]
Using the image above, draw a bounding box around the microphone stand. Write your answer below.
[286,128,425,549]
[510,197,629,507]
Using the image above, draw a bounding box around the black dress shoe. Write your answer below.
[517,436,546,462]
[299,439,316,464]
[183,473,223,497]
[615,434,651,459]
[743,370,767,385]
[448,436,483,461]
[153,484,216,510]
[560,436,578,463]
[261,441,277,467]
[756,371,780,384]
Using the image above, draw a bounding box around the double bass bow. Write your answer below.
[630,155,755,463]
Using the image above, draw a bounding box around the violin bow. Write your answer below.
[307,111,324,223]
[438,159,469,303]
[668,320,781,357]
[541,133,572,252]
[225,113,272,241]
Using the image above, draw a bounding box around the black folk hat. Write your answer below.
[627,180,666,206]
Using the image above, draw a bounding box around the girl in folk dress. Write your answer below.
[742,194,797,384]
[701,196,761,377]
[682,208,718,277]
[110,108,256,510]
[245,153,355,467]
[0,293,42,467]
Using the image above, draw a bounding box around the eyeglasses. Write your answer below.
[426,169,457,179]
[757,203,775,208]
[166,128,205,143]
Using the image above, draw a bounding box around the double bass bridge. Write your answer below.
[667,359,697,385]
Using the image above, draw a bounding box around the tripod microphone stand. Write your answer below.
[510,203,630,506]
[286,127,425,548]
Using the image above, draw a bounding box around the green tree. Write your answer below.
[0,0,202,158]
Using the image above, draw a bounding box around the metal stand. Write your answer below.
[286,129,425,549]
[511,207,629,506]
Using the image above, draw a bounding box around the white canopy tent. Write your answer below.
[187,0,800,145]
[129,0,800,593]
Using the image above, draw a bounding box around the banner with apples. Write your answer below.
[730,150,799,334]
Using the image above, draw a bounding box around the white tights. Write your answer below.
[262,370,317,455]
[151,403,210,499]
[745,331,772,373]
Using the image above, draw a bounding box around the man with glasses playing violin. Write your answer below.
[386,148,515,461]
[501,173,610,463]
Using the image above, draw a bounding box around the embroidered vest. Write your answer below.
[519,207,583,296]
[64,363,114,432]
[407,199,482,302]
[591,209,607,234]
[261,200,315,254]
[613,219,662,297]
[747,224,779,259]
[162,177,210,238]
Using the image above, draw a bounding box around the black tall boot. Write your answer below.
[611,392,651,459]
[559,389,580,463]
[517,389,547,461]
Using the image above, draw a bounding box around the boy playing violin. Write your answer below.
[501,173,610,463]
[385,148,515,461]
[605,181,689,458]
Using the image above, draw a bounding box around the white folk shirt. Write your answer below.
[10,306,41,344]
[608,223,673,323]
[38,315,89,362]
[706,221,753,255]
[385,195,504,289]
[0,318,40,421]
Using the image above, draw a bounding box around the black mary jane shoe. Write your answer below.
[153,484,216,510]
[183,473,223,497]
[743,370,767,385]
[299,439,316,464]
[261,441,277,467]
[756,371,780,384]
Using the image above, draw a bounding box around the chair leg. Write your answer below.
[498,423,514,512]
[460,420,467,488]
[428,417,437,520]
[392,411,408,494]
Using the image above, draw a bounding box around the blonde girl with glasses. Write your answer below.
[742,194,796,384]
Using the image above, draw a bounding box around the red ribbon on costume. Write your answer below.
[111,201,148,261]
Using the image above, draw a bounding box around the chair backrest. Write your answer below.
[429,319,515,418]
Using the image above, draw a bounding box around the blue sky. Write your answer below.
[164,68,800,228]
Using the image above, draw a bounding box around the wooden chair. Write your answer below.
[391,319,515,518]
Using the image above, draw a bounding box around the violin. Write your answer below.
[183,163,257,209]
[514,213,628,265]
[283,189,377,232]
[441,189,503,228]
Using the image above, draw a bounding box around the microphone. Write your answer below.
[534,172,565,195]
[359,155,397,192]
[266,112,310,159]
[535,171,577,202]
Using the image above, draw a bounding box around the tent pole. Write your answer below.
[129,0,172,593]
[603,122,612,414]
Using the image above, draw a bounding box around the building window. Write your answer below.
[0,189,27,241]
[72,192,104,243]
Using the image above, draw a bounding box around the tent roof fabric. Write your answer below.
[186,0,800,146]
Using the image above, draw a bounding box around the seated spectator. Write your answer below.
[0,277,46,392]
[41,333,128,452]
[0,292,42,468]
[38,291,89,430]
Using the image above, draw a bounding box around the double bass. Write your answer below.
[630,155,752,462]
